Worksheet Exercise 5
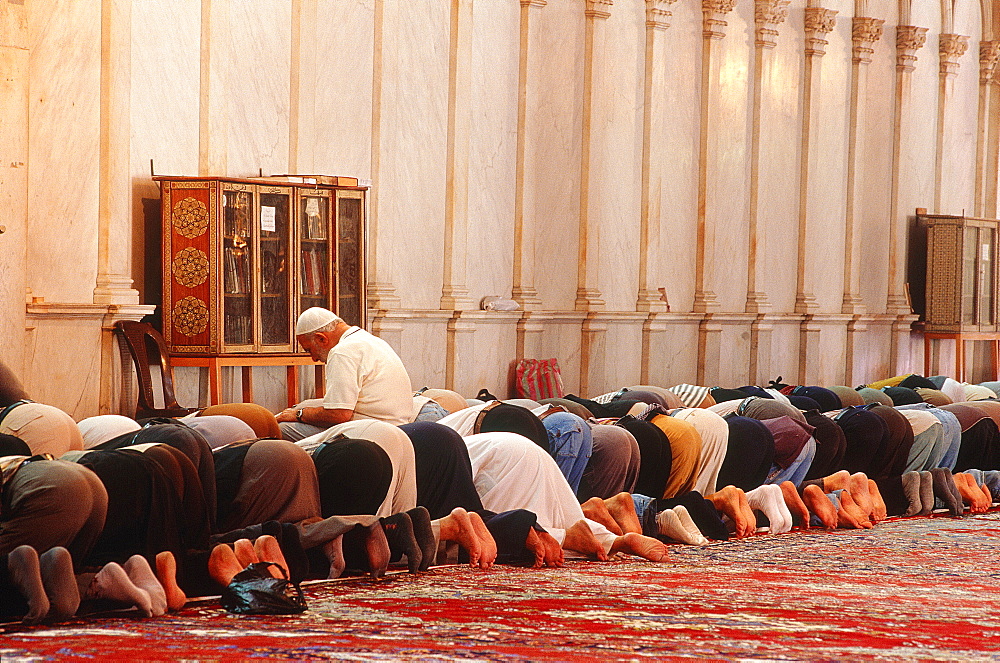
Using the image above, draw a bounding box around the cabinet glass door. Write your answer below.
[222,186,254,349]
[258,187,293,349]
[979,227,995,327]
[336,191,365,327]
[297,190,333,316]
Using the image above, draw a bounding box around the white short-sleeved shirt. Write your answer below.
[322,327,413,425]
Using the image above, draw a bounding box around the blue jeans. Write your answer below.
[767,436,816,487]
[541,412,593,495]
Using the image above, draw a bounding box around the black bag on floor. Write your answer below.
[220,562,307,615]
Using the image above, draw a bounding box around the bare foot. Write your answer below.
[155,551,187,611]
[524,528,546,568]
[838,490,873,529]
[123,555,167,617]
[208,544,244,587]
[706,486,755,538]
[801,484,837,529]
[982,483,995,510]
[323,535,346,579]
[254,535,289,579]
[89,562,154,617]
[437,507,483,569]
[563,520,609,561]
[582,497,624,535]
[780,481,811,528]
[468,512,497,570]
[610,532,670,562]
[849,473,874,520]
[364,524,390,580]
[538,530,564,567]
[822,470,851,493]
[8,545,48,624]
[868,479,888,521]
[232,539,258,568]
[604,492,643,534]
[954,473,990,513]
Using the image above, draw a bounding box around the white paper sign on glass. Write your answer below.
[261,206,276,232]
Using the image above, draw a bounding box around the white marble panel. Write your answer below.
[655,6,700,313]
[709,5,752,312]
[313,0,374,177]
[811,17,851,313]
[645,322,700,388]
[399,318,448,391]
[0,43,28,371]
[131,0,202,303]
[759,13,804,313]
[27,0,101,303]
[853,322,893,383]
[597,321,643,392]
[857,18,898,314]
[467,0,518,303]
[223,1,292,176]
[531,0,584,310]
[592,5,643,312]
[24,318,103,418]
[940,5,980,217]
[719,323,752,387]
[450,317,519,398]
[769,321,801,383]
[377,0,449,310]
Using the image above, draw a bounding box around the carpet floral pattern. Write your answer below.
[3,512,1000,660]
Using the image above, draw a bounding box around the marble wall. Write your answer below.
[3,0,1000,419]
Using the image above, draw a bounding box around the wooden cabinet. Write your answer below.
[157,176,366,354]
[919,213,998,332]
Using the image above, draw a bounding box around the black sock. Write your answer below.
[380,512,421,573]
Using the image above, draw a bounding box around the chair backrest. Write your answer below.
[113,320,198,419]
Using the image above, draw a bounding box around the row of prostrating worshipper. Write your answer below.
[2,359,999,625]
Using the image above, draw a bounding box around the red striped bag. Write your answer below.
[515,358,565,401]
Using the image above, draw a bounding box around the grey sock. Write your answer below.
[901,471,922,517]
[8,545,48,624]
[918,471,935,515]
[39,547,79,621]
[931,467,963,516]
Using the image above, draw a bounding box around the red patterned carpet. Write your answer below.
[3,512,1000,661]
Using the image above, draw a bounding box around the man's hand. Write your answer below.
[276,408,299,423]
[276,406,354,426]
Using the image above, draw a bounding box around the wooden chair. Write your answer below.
[113,320,199,419]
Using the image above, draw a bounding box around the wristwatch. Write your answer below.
[295,408,304,423]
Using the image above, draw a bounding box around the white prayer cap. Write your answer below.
[295,307,340,336]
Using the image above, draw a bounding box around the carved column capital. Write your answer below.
[852,16,884,64]
[703,0,737,40]
[896,25,928,72]
[646,0,677,30]
[980,40,1000,84]
[585,0,612,19]
[804,7,837,56]
[754,0,789,49]
[938,33,969,77]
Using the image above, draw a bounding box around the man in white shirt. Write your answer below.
[277,307,413,439]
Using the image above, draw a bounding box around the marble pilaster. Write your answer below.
[934,34,969,212]
[975,40,1000,217]
[199,0,229,176]
[794,6,836,316]
[694,0,736,315]
[511,0,546,310]
[440,0,476,311]
[575,0,613,312]
[0,0,28,373]
[842,17,882,317]
[744,0,786,316]
[636,0,674,313]
[94,0,139,306]
[445,313,477,391]
[366,0,400,309]
[579,314,607,396]
[288,0,318,172]
[886,25,928,316]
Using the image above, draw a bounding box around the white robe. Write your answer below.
[463,431,617,553]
